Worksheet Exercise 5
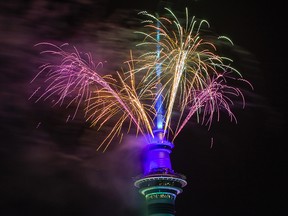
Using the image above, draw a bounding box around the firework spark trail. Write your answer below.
[86,53,158,151]
[30,7,252,151]
[172,73,247,140]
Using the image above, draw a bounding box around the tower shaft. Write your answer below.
[134,132,186,216]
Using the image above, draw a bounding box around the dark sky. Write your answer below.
[0,0,286,216]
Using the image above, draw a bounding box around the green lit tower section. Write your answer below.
[134,18,187,216]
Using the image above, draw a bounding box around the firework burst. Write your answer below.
[30,7,252,151]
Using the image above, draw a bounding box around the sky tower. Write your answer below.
[134,8,187,214]
[134,130,187,216]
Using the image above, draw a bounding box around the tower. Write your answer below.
[134,129,187,216]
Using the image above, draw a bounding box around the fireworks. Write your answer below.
[30,7,252,151]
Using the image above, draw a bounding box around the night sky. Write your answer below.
[0,0,286,216]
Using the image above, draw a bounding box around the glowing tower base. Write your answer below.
[134,130,187,216]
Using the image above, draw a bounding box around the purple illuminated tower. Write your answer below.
[134,17,187,215]
[134,129,187,216]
